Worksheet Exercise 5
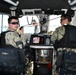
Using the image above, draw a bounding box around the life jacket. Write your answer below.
[54,25,76,49]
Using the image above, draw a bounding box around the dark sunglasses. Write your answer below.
[10,22,19,25]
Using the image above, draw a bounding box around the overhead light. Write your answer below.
[4,0,19,6]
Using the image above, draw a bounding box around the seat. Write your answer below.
[0,48,26,75]
[56,50,76,75]
[53,25,76,75]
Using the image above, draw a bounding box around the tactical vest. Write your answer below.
[0,30,16,48]
[54,25,76,49]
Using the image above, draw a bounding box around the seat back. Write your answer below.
[57,50,76,75]
[0,48,25,75]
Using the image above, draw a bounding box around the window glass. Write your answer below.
[48,15,61,32]
[0,14,9,33]
[0,14,2,33]
[0,14,61,34]
[19,15,40,34]
[19,15,61,34]
[3,15,9,31]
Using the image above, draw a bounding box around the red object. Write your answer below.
[47,63,52,70]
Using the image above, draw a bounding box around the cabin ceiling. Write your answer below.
[0,0,76,14]
[17,0,76,9]
[0,0,19,14]
[18,0,70,9]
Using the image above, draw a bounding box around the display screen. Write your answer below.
[33,37,40,43]
[32,36,44,44]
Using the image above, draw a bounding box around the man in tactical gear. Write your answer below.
[0,16,26,49]
[51,14,76,75]
[51,14,75,50]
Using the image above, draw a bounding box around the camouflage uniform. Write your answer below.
[5,29,26,49]
[51,26,65,44]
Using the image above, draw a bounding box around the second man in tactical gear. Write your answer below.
[51,14,76,50]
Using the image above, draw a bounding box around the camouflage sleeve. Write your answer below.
[51,26,65,43]
[5,31,23,49]
[20,34,27,46]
